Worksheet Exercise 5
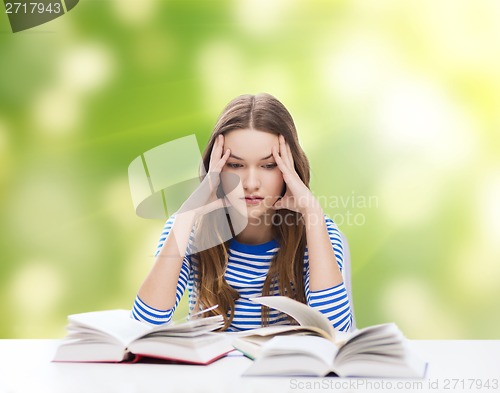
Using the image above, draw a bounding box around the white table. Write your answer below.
[0,340,499,393]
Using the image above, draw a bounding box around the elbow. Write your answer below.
[131,295,174,325]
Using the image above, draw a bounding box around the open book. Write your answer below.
[232,296,427,378]
[52,310,234,365]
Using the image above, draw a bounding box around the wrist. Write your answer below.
[301,204,323,225]
[300,200,323,216]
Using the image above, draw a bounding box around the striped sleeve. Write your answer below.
[304,215,353,332]
[131,215,191,325]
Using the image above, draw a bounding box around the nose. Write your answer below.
[242,168,261,191]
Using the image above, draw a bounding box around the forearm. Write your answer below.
[303,207,343,291]
[303,210,352,331]
[307,284,352,331]
[137,210,197,310]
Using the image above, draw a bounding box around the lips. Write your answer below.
[244,196,264,201]
[242,196,264,205]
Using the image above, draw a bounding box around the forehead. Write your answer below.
[224,129,279,157]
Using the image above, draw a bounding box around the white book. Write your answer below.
[232,296,427,378]
[53,310,234,365]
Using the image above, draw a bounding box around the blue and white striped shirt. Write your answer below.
[132,215,353,332]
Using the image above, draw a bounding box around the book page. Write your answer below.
[332,323,427,378]
[68,311,225,347]
[148,315,224,336]
[232,326,333,360]
[68,310,152,346]
[333,349,427,378]
[244,353,332,377]
[340,323,402,349]
[231,324,332,339]
[248,296,336,340]
[260,336,338,368]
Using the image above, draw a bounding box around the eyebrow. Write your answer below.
[230,153,273,161]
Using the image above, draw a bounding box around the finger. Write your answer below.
[219,133,224,149]
[272,145,289,174]
[209,135,224,170]
[205,148,230,194]
[215,134,224,157]
[214,148,230,172]
[208,136,220,168]
[277,135,288,167]
[280,135,293,168]
[285,138,294,168]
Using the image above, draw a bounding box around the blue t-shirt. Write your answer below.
[132,215,353,332]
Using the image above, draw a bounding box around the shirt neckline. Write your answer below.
[229,238,279,253]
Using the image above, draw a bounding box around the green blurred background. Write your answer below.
[1,0,499,339]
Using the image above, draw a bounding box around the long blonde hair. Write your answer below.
[194,93,311,329]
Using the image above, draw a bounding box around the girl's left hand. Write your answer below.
[271,135,321,215]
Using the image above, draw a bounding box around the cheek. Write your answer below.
[220,170,243,195]
[266,171,285,196]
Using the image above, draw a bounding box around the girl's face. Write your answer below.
[221,129,284,219]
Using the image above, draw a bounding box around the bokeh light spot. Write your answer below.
[9,261,65,317]
[58,43,115,95]
[197,41,245,112]
[453,243,500,304]
[111,0,157,26]
[233,0,297,36]
[377,162,440,227]
[323,33,401,102]
[374,78,477,170]
[32,87,81,135]
[383,277,463,338]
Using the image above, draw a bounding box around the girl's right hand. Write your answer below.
[207,134,231,193]
[178,134,231,217]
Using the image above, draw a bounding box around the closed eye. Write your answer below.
[263,163,277,169]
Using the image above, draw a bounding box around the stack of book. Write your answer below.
[232,296,428,378]
[53,296,427,378]
[52,309,234,365]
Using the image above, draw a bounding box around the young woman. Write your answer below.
[132,93,353,332]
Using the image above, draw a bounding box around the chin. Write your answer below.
[247,207,266,218]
